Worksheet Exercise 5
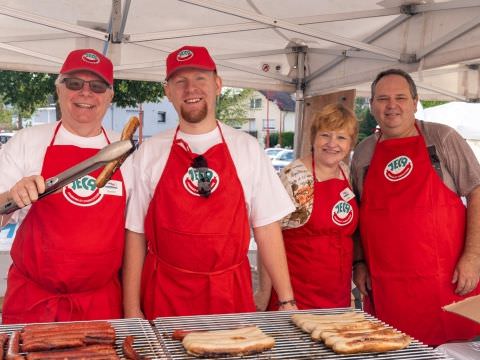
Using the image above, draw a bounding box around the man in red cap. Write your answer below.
[124,45,297,318]
[0,48,133,323]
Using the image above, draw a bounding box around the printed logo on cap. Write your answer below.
[63,175,104,207]
[177,49,194,62]
[182,166,220,197]
[384,155,413,182]
[82,52,100,64]
[331,200,354,226]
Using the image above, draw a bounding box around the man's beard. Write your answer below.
[180,102,208,124]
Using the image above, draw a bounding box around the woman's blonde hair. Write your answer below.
[309,103,359,148]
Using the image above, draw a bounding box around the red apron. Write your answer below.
[2,122,126,324]
[360,128,480,345]
[268,157,358,310]
[141,125,255,319]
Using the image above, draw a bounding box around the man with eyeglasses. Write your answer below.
[124,45,297,319]
[0,48,133,323]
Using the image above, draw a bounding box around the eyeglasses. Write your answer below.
[192,155,211,198]
[61,78,111,94]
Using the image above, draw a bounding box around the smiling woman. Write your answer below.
[255,103,360,312]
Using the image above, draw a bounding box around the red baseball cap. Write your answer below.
[60,49,114,85]
[166,45,216,80]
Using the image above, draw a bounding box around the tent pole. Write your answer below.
[293,47,306,158]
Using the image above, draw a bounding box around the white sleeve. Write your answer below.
[224,126,295,228]
[249,143,295,228]
[125,145,153,234]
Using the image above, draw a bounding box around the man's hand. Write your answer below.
[452,252,480,296]
[353,262,371,296]
[9,175,45,208]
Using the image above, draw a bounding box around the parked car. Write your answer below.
[264,147,285,160]
[0,132,14,150]
[271,149,294,172]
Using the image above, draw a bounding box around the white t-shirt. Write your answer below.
[0,122,133,223]
[126,123,295,233]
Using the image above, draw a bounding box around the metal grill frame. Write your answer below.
[0,318,166,359]
[153,308,454,360]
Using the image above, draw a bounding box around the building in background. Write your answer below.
[240,90,295,147]
[27,101,179,140]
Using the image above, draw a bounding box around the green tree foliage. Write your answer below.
[355,97,377,143]
[216,88,253,127]
[0,71,55,128]
[0,101,13,130]
[421,100,447,109]
[269,131,294,148]
[113,79,164,108]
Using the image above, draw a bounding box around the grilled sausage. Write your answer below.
[122,335,146,360]
[96,116,139,188]
[6,331,23,360]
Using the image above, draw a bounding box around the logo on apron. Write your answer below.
[331,200,354,226]
[183,167,220,197]
[63,175,104,206]
[384,155,413,182]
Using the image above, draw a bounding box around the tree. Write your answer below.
[0,100,13,130]
[216,88,253,127]
[0,71,55,129]
[421,100,447,109]
[113,79,164,107]
[355,97,377,143]
[269,131,294,148]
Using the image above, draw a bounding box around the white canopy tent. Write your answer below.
[1,0,480,148]
[418,101,480,159]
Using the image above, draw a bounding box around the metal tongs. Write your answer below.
[0,116,140,215]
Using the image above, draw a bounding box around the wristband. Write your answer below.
[277,299,296,307]
[352,259,366,268]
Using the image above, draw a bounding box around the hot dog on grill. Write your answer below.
[6,331,23,360]
[25,344,119,360]
[123,335,146,360]
[181,326,275,358]
[0,333,9,360]
[291,312,411,355]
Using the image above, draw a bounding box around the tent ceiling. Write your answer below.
[1,0,480,101]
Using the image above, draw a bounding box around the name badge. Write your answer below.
[340,187,355,202]
[99,180,123,196]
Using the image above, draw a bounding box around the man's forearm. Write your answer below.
[465,186,480,258]
[123,229,147,317]
[254,222,294,302]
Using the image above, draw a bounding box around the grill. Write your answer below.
[154,308,454,360]
[0,318,166,359]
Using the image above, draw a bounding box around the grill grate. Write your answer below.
[154,308,454,360]
[0,318,166,359]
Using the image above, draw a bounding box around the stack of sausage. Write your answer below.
[0,321,144,360]
[292,312,411,354]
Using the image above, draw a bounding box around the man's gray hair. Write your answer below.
[371,69,418,99]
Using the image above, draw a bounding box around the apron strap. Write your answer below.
[49,122,110,146]
[151,249,246,276]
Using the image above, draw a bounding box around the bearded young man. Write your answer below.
[123,45,297,318]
